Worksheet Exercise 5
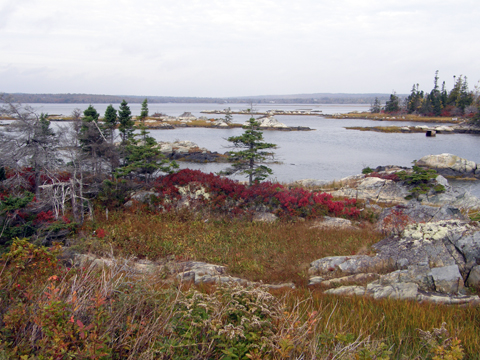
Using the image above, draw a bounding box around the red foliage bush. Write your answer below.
[4,167,72,193]
[153,169,360,220]
[366,172,400,182]
[33,211,55,225]
[96,228,106,238]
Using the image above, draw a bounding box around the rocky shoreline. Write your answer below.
[156,140,229,163]
[346,124,480,135]
[144,113,313,131]
[69,154,480,305]
[201,109,322,116]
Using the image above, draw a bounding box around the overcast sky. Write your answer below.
[1,0,479,97]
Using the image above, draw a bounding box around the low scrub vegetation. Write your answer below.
[151,169,361,219]
[0,239,476,359]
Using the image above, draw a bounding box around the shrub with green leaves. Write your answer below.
[398,165,445,199]
[163,284,280,359]
[362,166,374,174]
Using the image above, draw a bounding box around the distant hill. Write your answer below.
[3,92,403,104]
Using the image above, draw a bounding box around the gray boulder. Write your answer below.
[366,282,419,300]
[309,220,480,301]
[330,172,480,210]
[429,265,464,294]
[416,153,478,178]
[466,265,480,287]
[244,116,287,128]
[295,179,330,187]
[252,211,278,223]
[311,216,357,230]
[373,220,478,275]
[377,202,468,232]
[331,176,409,204]
[175,261,227,282]
[309,255,383,276]
[125,191,160,207]
[325,286,366,296]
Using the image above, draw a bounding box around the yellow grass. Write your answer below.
[331,111,461,123]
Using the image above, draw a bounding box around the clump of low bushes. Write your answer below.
[0,239,472,359]
[151,169,361,219]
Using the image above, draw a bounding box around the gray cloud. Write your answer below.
[1,0,479,96]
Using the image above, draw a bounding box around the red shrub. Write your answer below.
[33,211,55,225]
[152,169,360,220]
[96,228,106,238]
[366,172,400,182]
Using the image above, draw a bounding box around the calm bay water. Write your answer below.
[11,103,480,196]
[22,102,371,118]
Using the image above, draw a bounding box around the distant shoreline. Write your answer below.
[2,92,397,105]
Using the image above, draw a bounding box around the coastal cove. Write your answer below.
[10,102,480,196]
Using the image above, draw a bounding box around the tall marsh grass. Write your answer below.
[0,239,475,359]
[78,209,382,285]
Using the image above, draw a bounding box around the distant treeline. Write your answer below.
[374,71,479,120]
[4,92,393,105]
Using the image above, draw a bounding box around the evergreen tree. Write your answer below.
[429,71,443,116]
[103,104,117,143]
[384,92,400,113]
[80,105,104,147]
[224,107,233,123]
[369,97,382,113]
[458,76,474,113]
[447,75,462,108]
[83,104,99,122]
[440,81,448,110]
[79,105,108,174]
[420,95,433,115]
[471,106,480,126]
[222,118,276,186]
[447,75,473,115]
[406,84,423,114]
[118,100,135,143]
[140,98,149,121]
[116,125,177,183]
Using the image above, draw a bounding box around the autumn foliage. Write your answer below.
[152,169,360,219]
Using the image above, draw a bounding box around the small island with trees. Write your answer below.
[337,71,480,134]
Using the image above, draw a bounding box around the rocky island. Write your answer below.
[201,109,322,116]
[142,112,313,131]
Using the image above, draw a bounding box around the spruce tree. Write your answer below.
[369,97,382,113]
[406,84,423,114]
[429,71,443,116]
[116,125,177,183]
[222,118,276,186]
[224,107,233,123]
[140,98,149,121]
[118,100,135,143]
[83,104,99,122]
[79,105,108,174]
[384,92,400,113]
[103,104,117,143]
[80,105,104,146]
